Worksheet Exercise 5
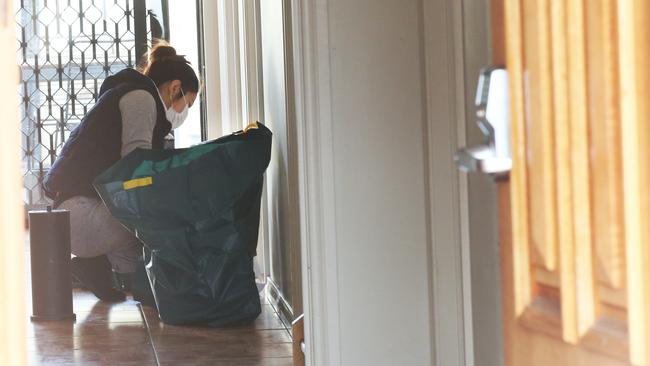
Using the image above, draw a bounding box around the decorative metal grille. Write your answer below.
[15,0,145,208]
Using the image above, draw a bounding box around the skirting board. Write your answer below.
[266,277,295,336]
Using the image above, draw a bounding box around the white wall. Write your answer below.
[294,0,470,364]
[326,1,433,364]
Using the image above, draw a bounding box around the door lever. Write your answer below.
[455,67,512,178]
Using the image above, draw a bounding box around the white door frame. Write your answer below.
[422,0,474,363]
[201,0,223,140]
[289,0,473,365]
[289,0,342,364]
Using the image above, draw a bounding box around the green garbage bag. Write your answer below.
[93,122,272,326]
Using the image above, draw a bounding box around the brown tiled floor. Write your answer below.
[25,239,292,366]
[27,289,293,366]
[24,231,292,366]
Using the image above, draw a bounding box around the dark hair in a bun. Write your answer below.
[140,40,200,98]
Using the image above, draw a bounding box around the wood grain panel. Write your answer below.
[522,0,558,272]
[490,0,505,65]
[501,180,630,366]
[549,0,579,343]
[292,315,305,366]
[618,0,650,363]
[587,0,625,291]
[567,0,597,338]
[599,285,626,309]
[503,0,650,363]
[534,268,559,288]
[506,0,532,317]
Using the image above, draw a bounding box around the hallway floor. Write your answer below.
[27,289,293,365]
[25,237,292,366]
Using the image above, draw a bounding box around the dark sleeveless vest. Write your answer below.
[43,69,172,206]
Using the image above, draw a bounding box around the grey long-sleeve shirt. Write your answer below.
[118,89,159,157]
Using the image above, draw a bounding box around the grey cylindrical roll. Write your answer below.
[29,206,76,321]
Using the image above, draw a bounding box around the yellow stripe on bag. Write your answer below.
[123,176,153,190]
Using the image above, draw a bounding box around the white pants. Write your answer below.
[59,196,142,273]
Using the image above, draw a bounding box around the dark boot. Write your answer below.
[71,255,126,302]
[112,271,133,292]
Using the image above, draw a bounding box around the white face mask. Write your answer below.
[165,88,189,129]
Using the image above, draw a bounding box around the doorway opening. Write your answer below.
[13,0,300,364]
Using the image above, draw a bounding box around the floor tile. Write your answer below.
[143,304,287,332]
[159,356,293,366]
[143,302,292,364]
[28,329,157,365]
[148,326,291,343]
[152,338,293,363]
[25,241,292,365]
[28,320,148,339]
[26,289,154,365]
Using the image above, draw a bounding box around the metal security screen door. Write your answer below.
[16,0,142,208]
[14,0,193,209]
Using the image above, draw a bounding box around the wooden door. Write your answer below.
[496,0,650,364]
